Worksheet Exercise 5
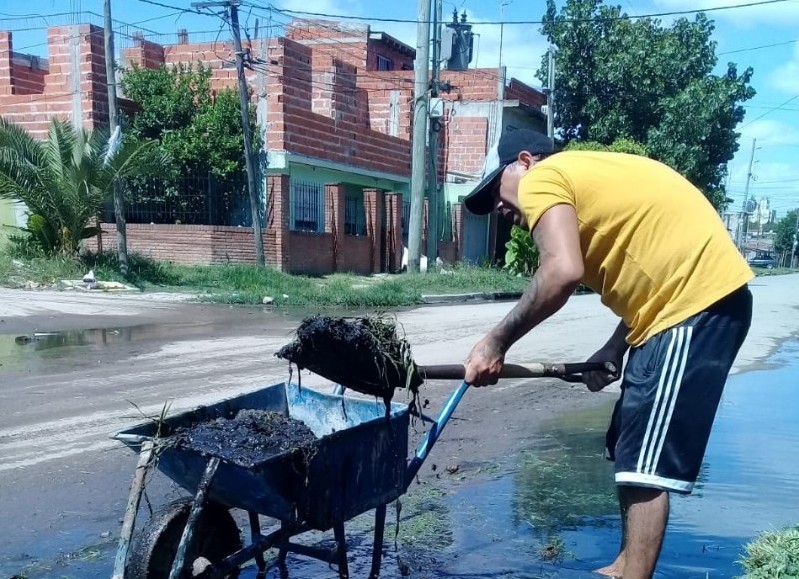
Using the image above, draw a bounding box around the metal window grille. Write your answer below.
[291,180,323,232]
[109,172,256,226]
[344,193,366,236]
[376,54,393,71]
[401,198,411,229]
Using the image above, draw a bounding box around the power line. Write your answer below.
[741,93,799,128]
[718,38,798,56]
[243,0,792,25]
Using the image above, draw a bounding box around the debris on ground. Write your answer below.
[275,315,423,402]
[163,409,318,468]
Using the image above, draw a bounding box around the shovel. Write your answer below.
[404,360,618,483]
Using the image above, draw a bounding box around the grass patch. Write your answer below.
[394,487,453,549]
[738,525,799,578]
[0,250,531,308]
[752,267,796,277]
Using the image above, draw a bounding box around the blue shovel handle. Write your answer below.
[405,380,469,487]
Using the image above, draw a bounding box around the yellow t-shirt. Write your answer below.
[518,151,753,346]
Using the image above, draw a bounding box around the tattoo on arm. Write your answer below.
[491,275,541,350]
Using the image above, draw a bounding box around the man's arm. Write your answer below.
[464,204,584,386]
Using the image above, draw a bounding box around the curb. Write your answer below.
[421,291,523,304]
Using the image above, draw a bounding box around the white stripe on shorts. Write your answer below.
[635,326,693,476]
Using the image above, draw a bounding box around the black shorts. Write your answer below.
[605,285,752,494]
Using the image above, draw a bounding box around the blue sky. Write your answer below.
[3,0,798,219]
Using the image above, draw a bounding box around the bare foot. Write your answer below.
[595,563,623,578]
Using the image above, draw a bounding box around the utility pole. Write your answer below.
[546,47,556,144]
[426,0,442,264]
[792,211,798,269]
[194,0,265,266]
[104,0,128,274]
[740,138,757,254]
[408,0,431,273]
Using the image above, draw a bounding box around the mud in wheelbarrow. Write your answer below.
[112,382,412,579]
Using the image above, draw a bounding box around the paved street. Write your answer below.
[0,274,796,576]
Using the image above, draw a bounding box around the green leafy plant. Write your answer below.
[738,525,799,578]
[504,225,539,276]
[0,119,167,255]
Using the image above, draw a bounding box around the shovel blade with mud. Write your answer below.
[276,315,617,399]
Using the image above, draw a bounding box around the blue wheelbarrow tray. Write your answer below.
[114,382,411,531]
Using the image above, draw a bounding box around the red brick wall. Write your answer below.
[443,116,488,176]
[338,236,373,274]
[267,36,411,177]
[506,78,546,108]
[0,25,109,138]
[366,37,414,71]
[287,231,335,274]
[92,224,280,266]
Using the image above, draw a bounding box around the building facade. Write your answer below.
[0,19,547,273]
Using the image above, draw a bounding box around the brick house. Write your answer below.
[0,19,547,273]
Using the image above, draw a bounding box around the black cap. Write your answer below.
[463,129,554,215]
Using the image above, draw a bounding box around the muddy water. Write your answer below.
[409,339,799,579]
[7,339,798,579]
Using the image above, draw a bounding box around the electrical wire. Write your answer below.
[243,0,793,26]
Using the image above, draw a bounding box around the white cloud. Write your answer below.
[769,42,799,94]
[739,118,799,146]
[652,0,799,27]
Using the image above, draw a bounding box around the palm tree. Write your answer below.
[0,118,167,258]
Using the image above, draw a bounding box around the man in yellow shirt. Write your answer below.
[462,128,752,579]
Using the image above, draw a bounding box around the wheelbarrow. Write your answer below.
[111,361,614,579]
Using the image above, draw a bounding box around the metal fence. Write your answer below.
[103,172,257,226]
[290,180,324,232]
[345,192,367,236]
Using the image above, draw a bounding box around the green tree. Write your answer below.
[773,209,798,261]
[0,119,167,255]
[120,63,256,178]
[539,0,755,208]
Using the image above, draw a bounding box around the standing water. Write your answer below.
[434,339,799,578]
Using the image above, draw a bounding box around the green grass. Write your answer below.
[752,266,796,276]
[738,525,799,578]
[0,249,531,308]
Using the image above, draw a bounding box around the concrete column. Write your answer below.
[364,188,384,273]
[267,174,291,271]
[0,32,14,96]
[325,183,345,272]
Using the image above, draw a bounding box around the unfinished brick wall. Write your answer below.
[443,116,489,176]
[0,25,110,138]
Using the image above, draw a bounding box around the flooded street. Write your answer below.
[1,276,797,578]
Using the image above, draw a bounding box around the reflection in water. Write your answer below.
[513,406,617,533]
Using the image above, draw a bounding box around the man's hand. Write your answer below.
[464,334,506,387]
[582,346,624,392]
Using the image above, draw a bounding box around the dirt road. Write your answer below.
[1,274,796,576]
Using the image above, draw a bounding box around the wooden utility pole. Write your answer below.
[194,0,265,266]
[104,0,128,274]
[408,0,431,273]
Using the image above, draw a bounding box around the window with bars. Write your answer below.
[290,180,323,232]
[376,54,394,71]
[344,192,366,236]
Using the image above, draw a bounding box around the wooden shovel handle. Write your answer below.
[419,361,618,383]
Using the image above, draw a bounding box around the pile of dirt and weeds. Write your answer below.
[163,409,318,468]
[275,315,424,404]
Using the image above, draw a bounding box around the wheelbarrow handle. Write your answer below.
[419,361,618,383]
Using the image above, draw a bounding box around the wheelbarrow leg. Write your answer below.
[333,522,349,579]
[168,457,221,579]
[368,504,387,579]
[247,511,268,577]
[112,439,154,579]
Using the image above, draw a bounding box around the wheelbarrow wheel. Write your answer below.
[126,498,243,579]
